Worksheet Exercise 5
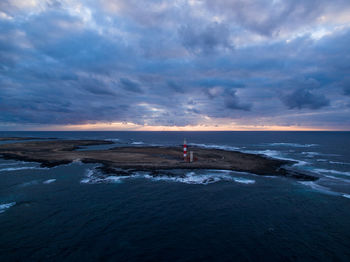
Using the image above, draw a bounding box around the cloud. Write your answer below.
[345,87,350,96]
[119,78,143,93]
[205,86,225,99]
[281,89,330,110]
[202,0,350,38]
[0,0,350,130]
[196,78,245,89]
[179,22,233,54]
[167,81,184,93]
[224,90,251,111]
[340,78,350,96]
[80,78,116,96]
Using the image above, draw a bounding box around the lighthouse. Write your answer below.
[183,138,187,161]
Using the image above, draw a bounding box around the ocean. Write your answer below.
[0,131,349,261]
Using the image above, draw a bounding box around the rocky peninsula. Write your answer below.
[0,138,317,181]
[0,137,56,141]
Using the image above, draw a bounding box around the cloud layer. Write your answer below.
[0,0,350,130]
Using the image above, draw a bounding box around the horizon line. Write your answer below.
[0,122,349,132]
[1,130,349,132]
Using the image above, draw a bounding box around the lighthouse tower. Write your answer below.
[183,138,187,161]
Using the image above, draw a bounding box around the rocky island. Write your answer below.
[0,137,56,141]
[0,138,318,181]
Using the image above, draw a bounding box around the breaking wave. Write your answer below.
[43,179,56,184]
[316,159,328,162]
[301,152,340,158]
[189,143,240,151]
[131,141,144,145]
[298,181,339,196]
[242,149,308,167]
[143,172,255,185]
[80,168,128,184]
[243,149,281,158]
[301,152,322,157]
[266,143,318,147]
[0,166,47,172]
[323,175,350,183]
[232,178,256,184]
[19,180,39,187]
[313,168,350,177]
[81,168,256,185]
[0,162,26,166]
[329,161,350,165]
[0,202,16,214]
[299,181,350,200]
[105,138,120,142]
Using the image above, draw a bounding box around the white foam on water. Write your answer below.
[81,168,100,184]
[0,162,24,166]
[323,175,350,183]
[329,161,350,165]
[131,141,144,145]
[144,171,237,185]
[313,168,350,177]
[80,168,128,184]
[299,181,350,200]
[302,152,341,158]
[148,174,225,184]
[298,181,338,196]
[233,178,256,184]
[0,161,34,166]
[0,202,16,214]
[188,143,240,151]
[103,176,126,183]
[292,160,309,167]
[267,143,318,147]
[52,159,83,168]
[81,168,257,185]
[43,179,56,184]
[316,159,328,162]
[105,138,120,142]
[245,149,280,158]
[141,170,258,185]
[19,180,39,187]
[0,166,47,172]
[243,149,308,167]
[301,152,321,158]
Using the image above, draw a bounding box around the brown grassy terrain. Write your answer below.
[0,137,54,141]
[0,139,317,180]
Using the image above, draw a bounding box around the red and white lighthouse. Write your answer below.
[183,138,187,161]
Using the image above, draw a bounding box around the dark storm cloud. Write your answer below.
[345,87,350,96]
[81,78,116,96]
[119,78,143,93]
[281,89,330,110]
[179,22,233,54]
[0,0,350,129]
[196,78,245,89]
[340,78,350,96]
[224,90,251,111]
[167,81,184,93]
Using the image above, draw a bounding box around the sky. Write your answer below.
[0,0,350,131]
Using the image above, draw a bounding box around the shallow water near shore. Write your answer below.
[0,131,350,261]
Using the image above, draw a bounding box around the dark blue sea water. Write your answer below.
[0,131,350,261]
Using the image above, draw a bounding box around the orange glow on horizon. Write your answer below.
[29,122,344,131]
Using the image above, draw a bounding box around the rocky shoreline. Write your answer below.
[0,138,318,181]
[0,137,56,141]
